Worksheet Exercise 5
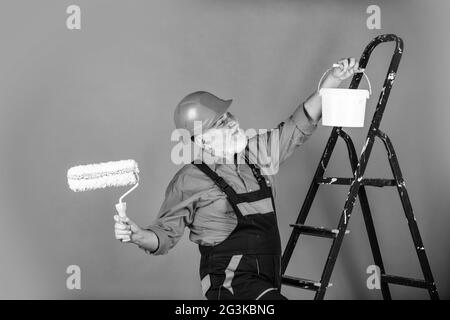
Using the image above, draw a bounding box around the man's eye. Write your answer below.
[216,113,230,127]
[217,118,226,127]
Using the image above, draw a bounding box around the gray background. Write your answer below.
[0,0,448,299]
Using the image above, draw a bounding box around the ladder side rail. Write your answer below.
[281,128,340,274]
[375,130,439,300]
[337,129,392,299]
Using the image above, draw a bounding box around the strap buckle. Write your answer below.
[214,177,231,192]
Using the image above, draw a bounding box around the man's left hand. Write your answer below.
[331,57,363,81]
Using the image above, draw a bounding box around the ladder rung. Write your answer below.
[290,224,349,239]
[316,177,397,187]
[282,275,327,291]
[380,274,433,289]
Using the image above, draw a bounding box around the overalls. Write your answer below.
[192,154,287,300]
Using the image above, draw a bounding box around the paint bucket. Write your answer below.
[319,68,372,127]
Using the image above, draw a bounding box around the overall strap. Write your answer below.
[243,144,269,192]
[192,161,242,215]
[243,145,275,211]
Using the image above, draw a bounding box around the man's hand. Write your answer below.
[113,215,160,253]
[114,215,144,243]
[331,57,362,81]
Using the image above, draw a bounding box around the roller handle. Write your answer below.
[115,202,131,242]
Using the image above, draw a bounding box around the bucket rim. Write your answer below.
[319,87,370,98]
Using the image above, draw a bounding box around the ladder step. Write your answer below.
[290,224,349,239]
[380,274,434,289]
[282,275,329,291]
[316,177,397,187]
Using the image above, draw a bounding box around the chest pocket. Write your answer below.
[195,188,234,215]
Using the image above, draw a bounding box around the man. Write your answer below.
[114,58,362,300]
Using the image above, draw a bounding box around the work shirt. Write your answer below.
[144,104,318,255]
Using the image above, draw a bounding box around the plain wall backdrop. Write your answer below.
[0,0,448,299]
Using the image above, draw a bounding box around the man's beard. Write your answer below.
[209,129,248,162]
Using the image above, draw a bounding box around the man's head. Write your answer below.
[174,91,248,161]
[193,111,248,160]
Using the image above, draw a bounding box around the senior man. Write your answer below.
[114,58,362,300]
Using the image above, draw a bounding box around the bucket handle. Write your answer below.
[318,66,372,96]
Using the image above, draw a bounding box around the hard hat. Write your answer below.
[174,91,233,137]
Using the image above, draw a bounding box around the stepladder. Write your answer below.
[280,34,439,300]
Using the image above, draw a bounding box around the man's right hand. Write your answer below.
[114,215,132,242]
[113,215,159,253]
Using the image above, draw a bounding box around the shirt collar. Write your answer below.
[196,147,247,172]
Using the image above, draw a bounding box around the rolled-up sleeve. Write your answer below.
[255,104,317,173]
[144,174,194,255]
[278,104,317,164]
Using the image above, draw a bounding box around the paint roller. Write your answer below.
[67,159,139,242]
